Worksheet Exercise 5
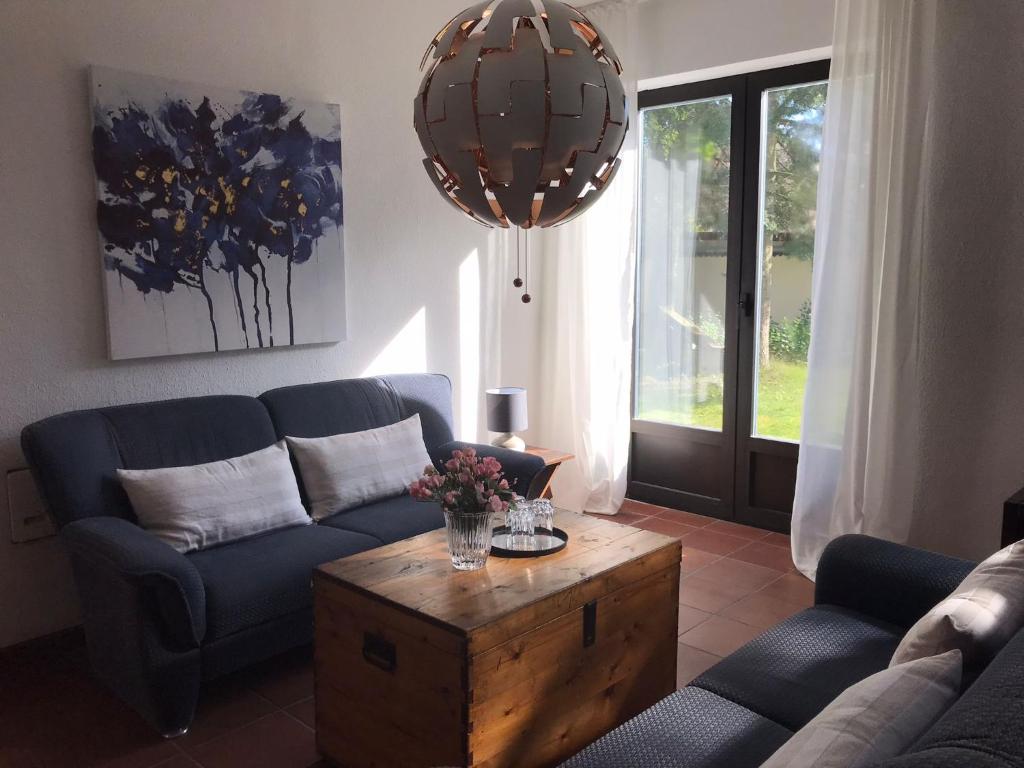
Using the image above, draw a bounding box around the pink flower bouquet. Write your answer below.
[409,447,515,517]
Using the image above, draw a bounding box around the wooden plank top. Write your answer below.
[524,445,575,466]
[315,510,680,650]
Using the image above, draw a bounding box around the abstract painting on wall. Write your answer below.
[90,66,345,359]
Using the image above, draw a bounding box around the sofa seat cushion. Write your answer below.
[188,524,379,640]
[559,687,792,768]
[318,493,444,545]
[692,605,903,731]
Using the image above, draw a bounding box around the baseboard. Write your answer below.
[0,625,84,658]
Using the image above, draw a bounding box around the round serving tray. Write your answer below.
[490,526,569,558]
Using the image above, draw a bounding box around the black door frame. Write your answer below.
[629,60,830,532]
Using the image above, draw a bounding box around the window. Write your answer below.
[752,81,827,441]
[629,61,829,527]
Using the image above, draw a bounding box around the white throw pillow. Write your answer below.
[891,540,1024,668]
[286,414,433,520]
[117,441,309,553]
[760,650,963,768]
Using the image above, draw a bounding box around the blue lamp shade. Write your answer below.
[486,388,528,434]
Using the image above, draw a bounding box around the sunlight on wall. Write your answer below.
[361,307,427,377]
[459,249,481,440]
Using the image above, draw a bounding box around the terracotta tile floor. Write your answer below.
[611,499,814,689]
[0,501,813,767]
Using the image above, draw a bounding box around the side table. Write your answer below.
[524,445,574,500]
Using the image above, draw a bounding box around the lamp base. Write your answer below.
[491,433,526,452]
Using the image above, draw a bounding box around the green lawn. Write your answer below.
[636,360,808,441]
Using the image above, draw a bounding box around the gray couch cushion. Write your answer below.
[260,374,455,508]
[22,395,276,527]
[318,493,444,545]
[259,374,455,451]
[875,629,1024,768]
[22,410,132,526]
[559,687,792,768]
[101,395,277,471]
[261,377,405,443]
[188,524,378,640]
[692,605,903,731]
[379,373,455,450]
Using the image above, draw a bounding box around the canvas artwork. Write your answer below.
[91,66,346,359]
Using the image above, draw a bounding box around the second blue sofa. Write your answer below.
[20,373,544,736]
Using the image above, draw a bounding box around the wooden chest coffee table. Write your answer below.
[313,510,680,768]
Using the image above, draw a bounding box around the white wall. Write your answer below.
[635,0,835,81]
[907,0,1024,560]
[0,0,837,649]
[0,0,536,648]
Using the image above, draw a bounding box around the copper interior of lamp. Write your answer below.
[571,20,598,45]
[415,0,628,230]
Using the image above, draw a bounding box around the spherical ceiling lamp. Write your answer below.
[414,0,628,231]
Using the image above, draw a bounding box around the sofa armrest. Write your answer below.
[430,441,545,498]
[62,516,206,647]
[1002,483,1024,547]
[814,534,975,629]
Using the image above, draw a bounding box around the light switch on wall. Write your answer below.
[7,468,55,543]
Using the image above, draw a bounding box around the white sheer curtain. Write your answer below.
[793,0,1024,575]
[636,146,701,422]
[532,1,639,514]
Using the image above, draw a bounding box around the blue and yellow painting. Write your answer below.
[91,67,345,359]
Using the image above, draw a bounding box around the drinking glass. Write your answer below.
[531,499,554,533]
[506,497,535,537]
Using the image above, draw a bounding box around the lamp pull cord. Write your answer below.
[521,230,531,303]
[513,227,524,290]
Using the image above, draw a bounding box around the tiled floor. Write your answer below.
[0,501,813,767]
[0,641,323,768]
[609,499,814,688]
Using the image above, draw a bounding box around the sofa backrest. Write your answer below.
[259,374,454,449]
[22,374,455,529]
[876,627,1024,767]
[379,374,456,449]
[22,396,277,528]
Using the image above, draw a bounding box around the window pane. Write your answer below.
[635,96,732,429]
[752,81,827,441]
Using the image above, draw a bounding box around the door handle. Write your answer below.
[739,292,754,317]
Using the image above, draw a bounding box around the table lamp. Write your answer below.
[486,387,528,451]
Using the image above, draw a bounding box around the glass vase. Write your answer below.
[443,508,493,571]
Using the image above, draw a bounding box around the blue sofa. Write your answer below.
[21,374,544,736]
[562,535,1024,768]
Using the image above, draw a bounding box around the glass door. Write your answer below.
[735,63,828,530]
[629,62,829,530]
[630,76,747,518]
